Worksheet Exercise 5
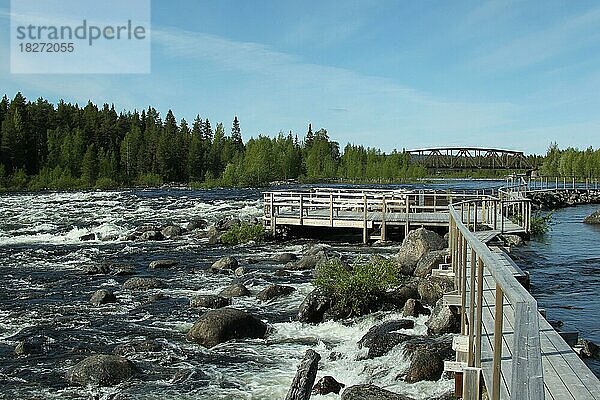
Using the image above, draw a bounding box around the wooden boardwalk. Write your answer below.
[263,189,528,242]
[448,196,600,400]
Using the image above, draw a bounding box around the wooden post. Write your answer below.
[363,194,368,244]
[461,237,468,335]
[492,284,504,400]
[463,367,481,400]
[405,194,410,237]
[475,257,484,367]
[270,193,276,235]
[493,201,498,230]
[381,195,387,242]
[468,249,476,367]
[299,194,304,225]
[473,203,478,232]
[329,193,334,227]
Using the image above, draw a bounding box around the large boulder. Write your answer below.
[402,298,430,317]
[216,217,241,231]
[272,253,297,263]
[414,249,448,278]
[187,218,208,231]
[122,277,164,290]
[358,320,414,359]
[90,289,117,306]
[397,228,447,275]
[161,225,184,238]
[297,287,333,323]
[584,210,600,224]
[190,295,231,309]
[219,283,251,298]
[256,284,296,301]
[382,280,419,310]
[85,263,136,276]
[139,230,164,241]
[341,384,414,400]
[210,256,239,273]
[149,259,178,269]
[14,339,43,356]
[403,335,454,383]
[417,276,455,306]
[287,244,332,270]
[187,308,268,348]
[68,354,136,386]
[312,376,345,396]
[426,299,460,335]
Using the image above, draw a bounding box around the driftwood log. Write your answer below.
[285,349,321,400]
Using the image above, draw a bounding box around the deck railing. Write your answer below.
[449,198,543,400]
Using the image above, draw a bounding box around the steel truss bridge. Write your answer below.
[406,147,533,171]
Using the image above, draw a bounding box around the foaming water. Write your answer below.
[0,183,503,399]
[513,203,600,376]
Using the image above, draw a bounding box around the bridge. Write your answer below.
[262,178,600,400]
[406,147,533,171]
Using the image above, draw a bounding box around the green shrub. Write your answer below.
[136,173,163,187]
[531,212,552,236]
[314,256,400,317]
[220,222,265,245]
[95,177,118,190]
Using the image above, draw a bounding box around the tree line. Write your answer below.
[540,143,600,178]
[0,92,595,191]
[0,93,428,190]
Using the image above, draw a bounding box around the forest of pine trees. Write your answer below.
[0,92,596,191]
[0,93,429,190]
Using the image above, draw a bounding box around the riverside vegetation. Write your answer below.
[3,92,599,192]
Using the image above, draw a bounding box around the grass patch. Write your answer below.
[220,222,265,245]
[314,256,400,317]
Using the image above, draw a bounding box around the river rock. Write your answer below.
[216,217,240,231]
[503,234,524,247]
[170,368,210,386]
[579,339,600,358]
[161,225,183,238]
[68,354,136,386]
[287,244,332,270]
[402,298,430,317]
[14,339,43,356]
[397,228,447,275]
[234,266,245,277]
[256,284,296,301]
[139,230,164,241]
[414,249,448,278]
[584,210,600,224]
[187,218,208,231]
[312,375,345,395]
[297,287,333,323]
[149,259,179,269]
[417,276,454,306]
[403,335,454,383]
[113,340,162,356]
[358,320,414,358]
[341,384,414,400]
[426,299,460,335]
[219,283,251,297]
[90,289,117,306]
[210,256,239,273]
[382,280,419,310]
[79,233,96,241]
[272,253,297,263]
[86,263,136,276]
[187,308,268,348]
[122,277,164,290]
[190,294,231,309]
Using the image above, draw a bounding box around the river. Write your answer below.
[0,182,597,399]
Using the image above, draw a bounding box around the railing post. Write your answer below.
[270,193,276,235]
[381,195,387,241]
[461,237,468,335]
[475,257,484,368]
[468,248,476,367]
[363,194,368,244]
[405,194,410,237]
[299,194,304,225]
[492,284,504,400]
[329,193,334,227]
[493,201,498,230]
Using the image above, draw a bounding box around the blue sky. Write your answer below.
[1,0,600,154]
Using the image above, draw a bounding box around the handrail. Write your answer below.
[449,199,543,400]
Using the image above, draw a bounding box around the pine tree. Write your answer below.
[81,144,98,186]
[231,116,243,152]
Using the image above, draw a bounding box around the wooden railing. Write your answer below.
[506,175,600,192]
[449,199,543,400]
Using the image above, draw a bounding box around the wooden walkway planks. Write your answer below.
[464,245,600,400]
